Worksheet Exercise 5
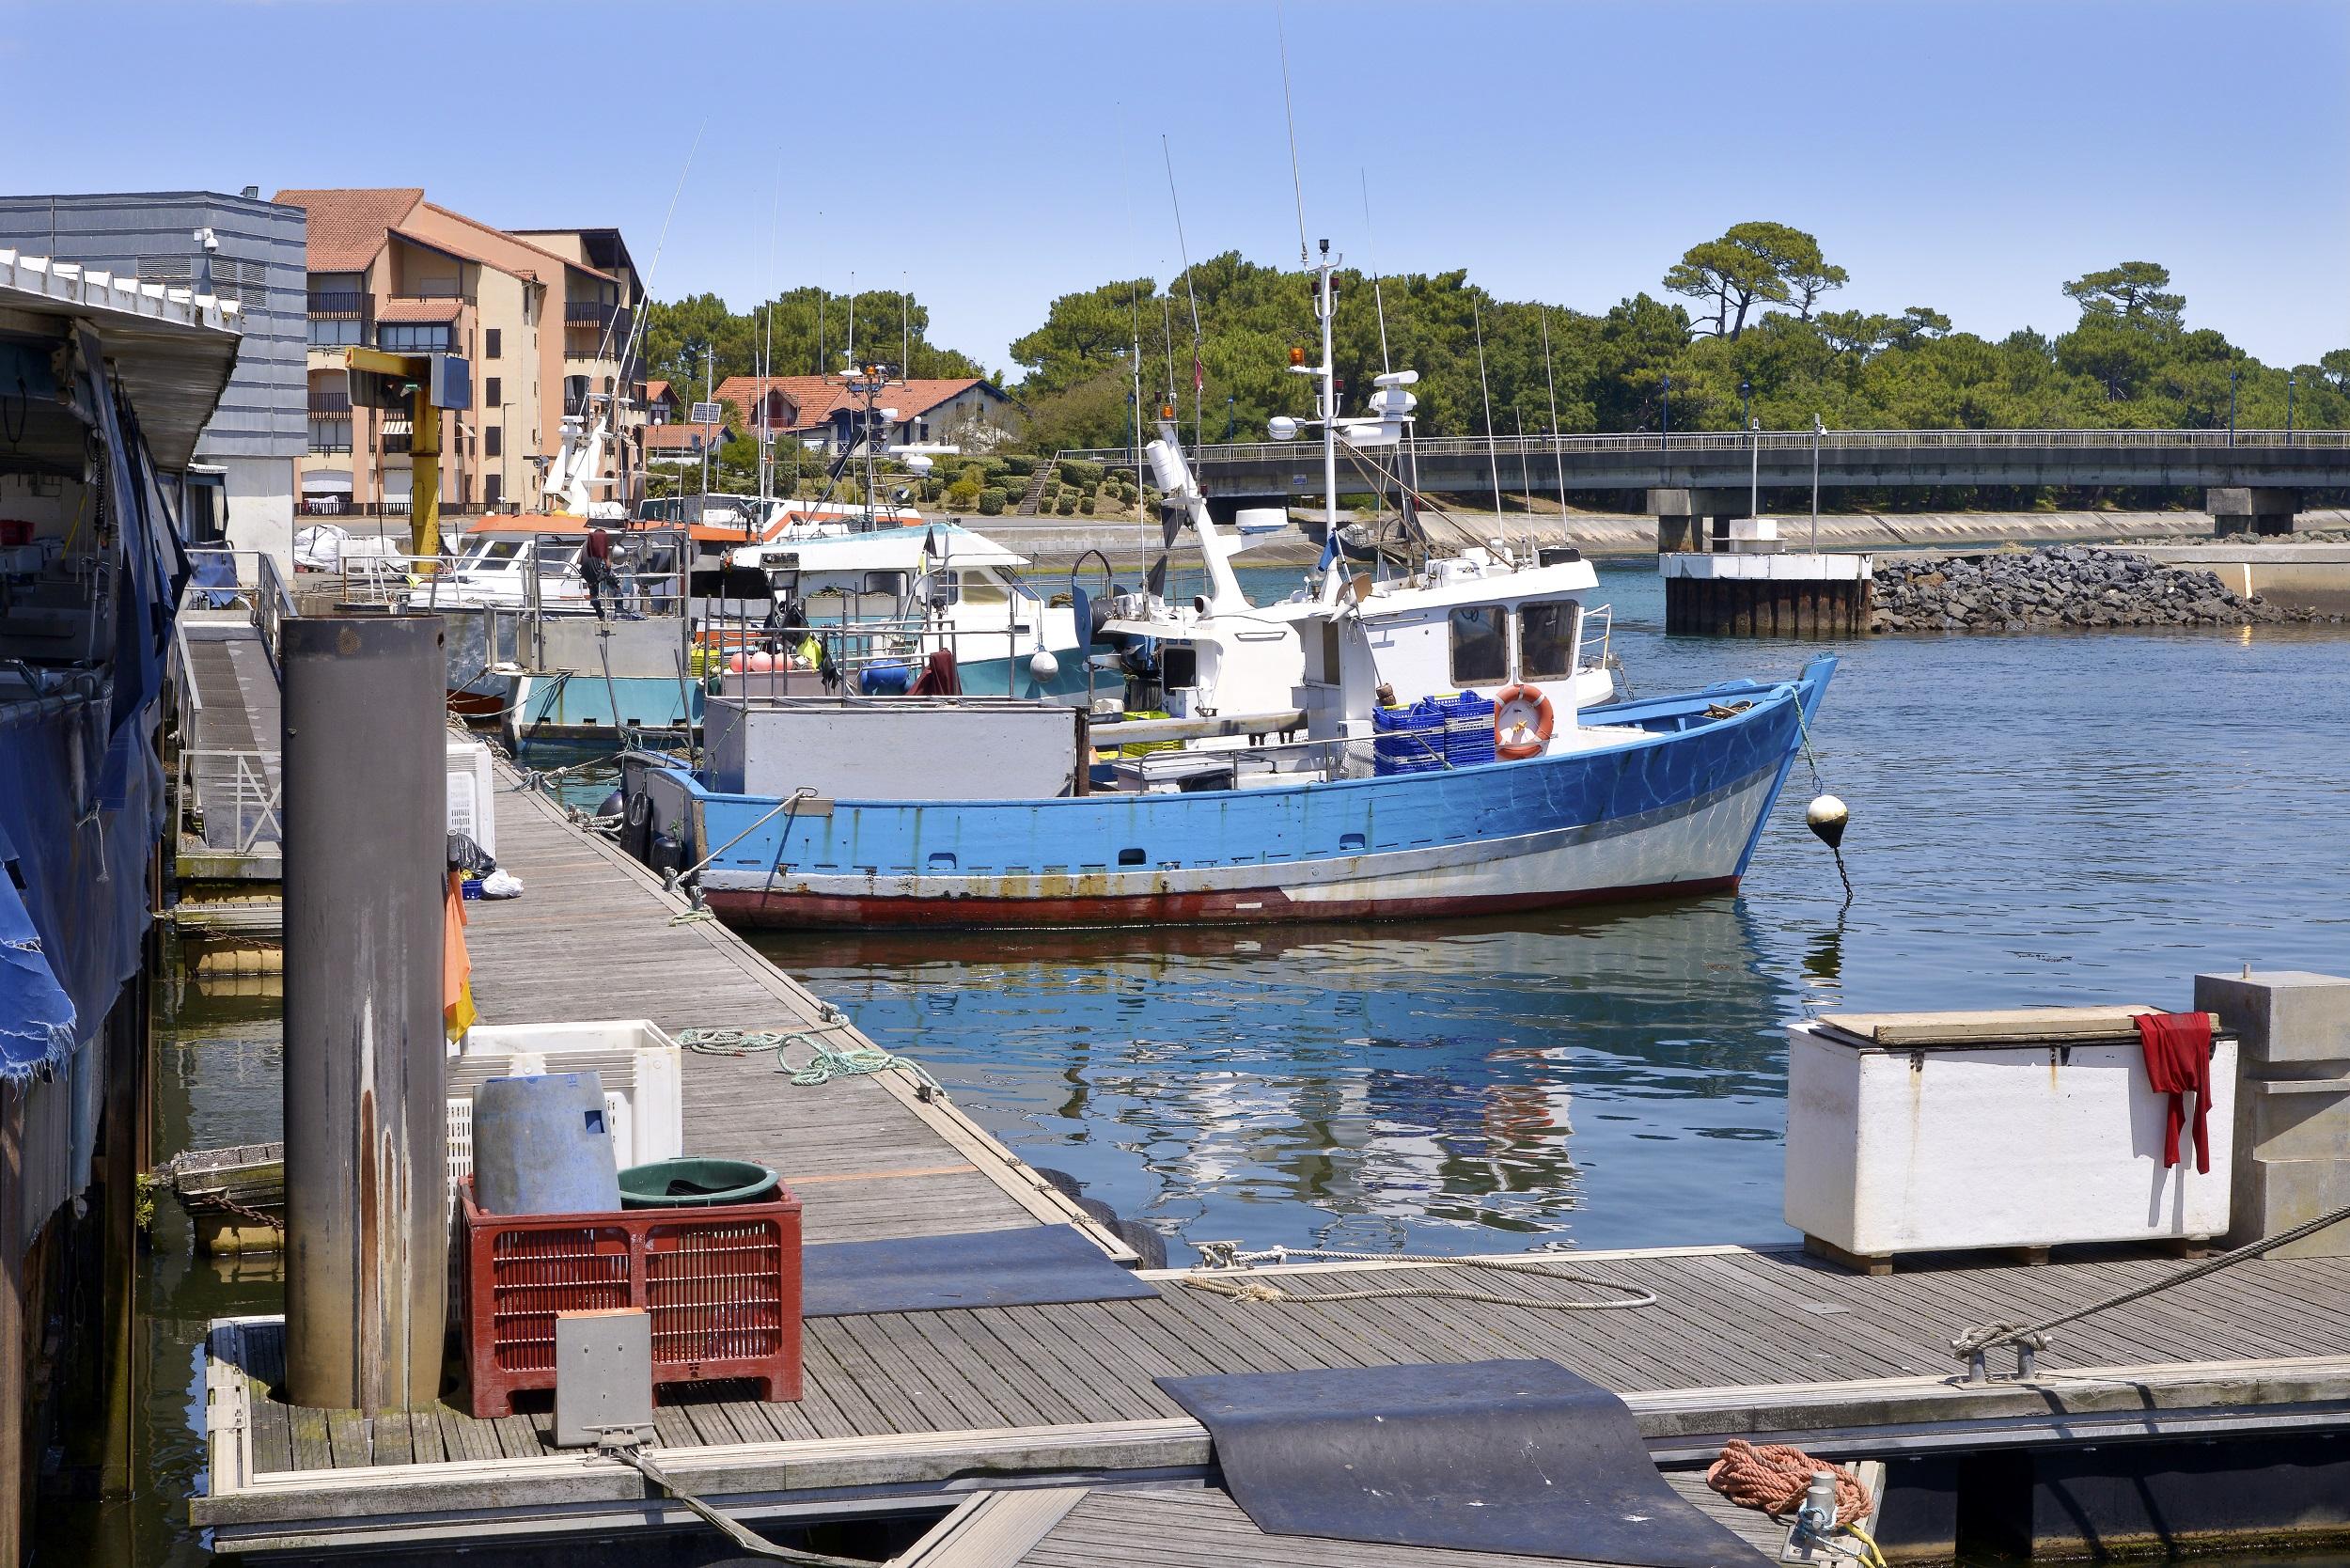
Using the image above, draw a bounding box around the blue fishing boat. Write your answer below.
[642,662,1829,928]
[622,249,1836,929]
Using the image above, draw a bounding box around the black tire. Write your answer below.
[1111,1217,1168,1270]
[1029,1166,1084,1203]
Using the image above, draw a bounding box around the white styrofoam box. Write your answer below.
[447,735,495,856]
[1785,1022,2236,1255]
[447,1020,684,1191]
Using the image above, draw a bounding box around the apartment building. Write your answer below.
[274,188,643,521]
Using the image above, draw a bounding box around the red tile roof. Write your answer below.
[713,375,998,433]
[643,379,673,402]
[643,421,728,452]
[377,296,464,322]
[416,202,614,283]
[274,187,424,273]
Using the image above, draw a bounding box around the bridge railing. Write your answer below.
[1057,428,2350,469]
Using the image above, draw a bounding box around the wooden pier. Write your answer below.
[192,777,2350,1562]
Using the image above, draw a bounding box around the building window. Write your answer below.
[484,475,502,509]
[378,322,452,353]
[485,426,502,459]
[306,417,352,454]
[307,316,363,347]
[485,376,501,406]
[486,327,502,359]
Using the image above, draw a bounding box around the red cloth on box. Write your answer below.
[909,649,962,697]
[2134,1011,2213,1174]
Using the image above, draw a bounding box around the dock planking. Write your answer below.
[210,1244,2350,1496]
[901,1474,1796,1568]
[460,766,1115,1248]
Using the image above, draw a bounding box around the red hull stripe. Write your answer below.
[701,875,1741,931]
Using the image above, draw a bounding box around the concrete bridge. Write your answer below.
[1064,428,2350,541]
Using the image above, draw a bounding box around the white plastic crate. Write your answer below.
[446,1019,684,1192]
[447,735,495,857]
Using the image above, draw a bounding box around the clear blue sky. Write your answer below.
[6,0,2344,374]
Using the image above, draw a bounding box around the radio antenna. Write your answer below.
[1276,2,1308,264]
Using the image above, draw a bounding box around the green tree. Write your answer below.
[1664,222,1841,338]
[2062,262,2186,329]
[1009,278,1156,398]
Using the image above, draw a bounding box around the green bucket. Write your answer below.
[617,1157,780,1209]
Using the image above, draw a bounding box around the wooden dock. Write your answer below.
[192,776,2350,1562]
[460,769,1119,1249]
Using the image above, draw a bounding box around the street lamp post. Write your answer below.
[1810,415,1824,551]
[1225,394,1236,442]
[2288,373,2296,445]
[2228,368,2239,447]
[1740,378,1753,431]
[1660,374,1670,450]
[1748,416,1761,522]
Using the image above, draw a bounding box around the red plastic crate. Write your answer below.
[458,1177,802,1419]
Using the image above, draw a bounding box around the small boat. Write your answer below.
[721,522,1100,705]
[620,249,1835,929]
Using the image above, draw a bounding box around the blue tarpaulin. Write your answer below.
[0,874,75,1073]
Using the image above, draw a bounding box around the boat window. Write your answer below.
[466,540,522,569]
[957,571,1008,605]
[1448,605,1509,685]
[535,544,581,577]
[1162,644,1198,688]
[1516,602,1579,681]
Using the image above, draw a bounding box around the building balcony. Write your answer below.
[308,391,352,416]
[565,299,619,326]
[307,290,365,317]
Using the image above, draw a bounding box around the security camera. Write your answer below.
[195,227,218,252]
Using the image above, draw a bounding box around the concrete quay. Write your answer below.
[979,509,2350,572]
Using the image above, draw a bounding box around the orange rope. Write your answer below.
[1706,1439,1872,1527]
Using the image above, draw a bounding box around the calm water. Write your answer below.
[94,558,2350,1563]
[756,561,2350,1259]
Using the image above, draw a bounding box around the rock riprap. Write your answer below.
[1870,545,2299,633]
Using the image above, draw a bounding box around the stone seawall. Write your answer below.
[1869,545,2342,633]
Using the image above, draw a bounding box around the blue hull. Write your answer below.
[655,657,1834,929]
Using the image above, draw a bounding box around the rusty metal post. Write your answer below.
[281,614,446,1410]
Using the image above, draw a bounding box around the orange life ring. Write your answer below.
[1494,683,1555,760]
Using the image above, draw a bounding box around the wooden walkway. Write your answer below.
[898,1474,1806,1568]
[462,768,1116,1249]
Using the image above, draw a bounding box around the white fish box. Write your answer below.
[447,735,495,856]
[446,1019,685,1189]
[1785,1011,2235,1259]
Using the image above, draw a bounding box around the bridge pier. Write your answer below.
[2207,487,2302,538]
[1647,489,1747,554]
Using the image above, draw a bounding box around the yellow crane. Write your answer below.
[344,347,470,562]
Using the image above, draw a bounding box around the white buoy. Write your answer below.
[1027,650,1059,682]
[1806,793,1849,850]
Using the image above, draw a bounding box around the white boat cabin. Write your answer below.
[1302,550,1605,740]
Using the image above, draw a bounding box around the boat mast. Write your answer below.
[1314,240,1340,604]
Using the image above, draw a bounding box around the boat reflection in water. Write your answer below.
[758,895,1797,1261]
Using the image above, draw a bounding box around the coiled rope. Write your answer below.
[1706,1439,1872,1527]
[675,1019,943,1096]
[1182,1246,1656,1313]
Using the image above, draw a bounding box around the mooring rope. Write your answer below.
[1181,1246,1656,1312]
[603,1443,873,1566]
[674,1019,943,1095]
[1951,1199,2350,1366]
